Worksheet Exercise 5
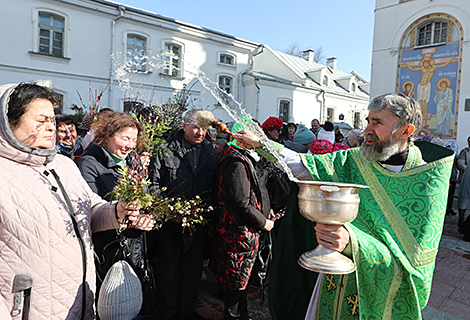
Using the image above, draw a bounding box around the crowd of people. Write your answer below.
[0,82,467,320]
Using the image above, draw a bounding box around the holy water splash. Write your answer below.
[113,51,297,181]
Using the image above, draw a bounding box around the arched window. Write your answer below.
[323,75,328,86]
[219,53,236,66]
[127,34,147,71]
[38,13,64,57]
[417,21,447,47]
[351,83,356,92]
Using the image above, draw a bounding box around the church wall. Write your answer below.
[371,0,470,150]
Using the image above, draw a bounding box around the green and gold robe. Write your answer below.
[268,141,454,320]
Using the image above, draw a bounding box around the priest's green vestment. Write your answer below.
[268,141,454,320]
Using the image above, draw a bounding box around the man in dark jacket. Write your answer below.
[149,109,218,320]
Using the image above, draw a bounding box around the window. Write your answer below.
[127,35,146,71]
[327,108,334,123]
[417,21,447,46]
[351,83,356,92]
[279,100,290,122]
[353,112,361,129]
[38,13,64,56]
[163,43,182,76]
[123,100,143,113]
[218,76,233,94]
[323,75,328,86]
[219,53,235,65]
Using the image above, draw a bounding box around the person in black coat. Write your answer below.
[148,109,218,320]
[76,112,154,292]
[211,123,274,320]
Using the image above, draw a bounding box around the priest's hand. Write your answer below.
[314,223,349,252]
[232,129,262,149]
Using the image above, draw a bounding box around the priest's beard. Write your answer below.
[361,131,401,162]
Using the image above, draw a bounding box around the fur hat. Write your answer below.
[98,261,143,320]
[293,124,316,145]
[261,116,283,131]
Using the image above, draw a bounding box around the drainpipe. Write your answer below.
[254,78,261,120]
[238,44,264,118]
[109,5,125,109]
[319,89,325,123]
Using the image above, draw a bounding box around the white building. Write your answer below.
[246,46,370,127]
[371,0,470,149]
[0,0,258,121]
[0,0,370,129]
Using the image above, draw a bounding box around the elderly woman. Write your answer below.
[343,129,364,148]
[55,114,83,159]
[75,111,152,299]
[0,82,154,320]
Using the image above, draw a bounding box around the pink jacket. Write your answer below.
[0,84,119,319]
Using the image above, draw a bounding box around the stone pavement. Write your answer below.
[422,213,470,320]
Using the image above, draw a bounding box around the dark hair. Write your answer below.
[323,121,334,132]
[287,122,297,129]
[7,82,60,129]
[56,114,78,129]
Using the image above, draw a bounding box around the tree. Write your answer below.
[282,42,325,64]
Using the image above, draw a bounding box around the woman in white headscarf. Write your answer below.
[0,82,154,320]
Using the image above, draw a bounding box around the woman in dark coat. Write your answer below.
[211,123,274,320]
[75,112,153,295]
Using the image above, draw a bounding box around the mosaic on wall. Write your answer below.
[397,13,463,139]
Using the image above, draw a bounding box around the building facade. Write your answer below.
[0,0,369,129]
[371,0,470,149]
[246,46,370,128]
[0,0,258,121]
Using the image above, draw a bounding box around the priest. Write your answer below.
[232,93,454,319]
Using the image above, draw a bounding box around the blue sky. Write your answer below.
[120,0,376,80]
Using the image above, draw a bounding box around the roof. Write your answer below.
[257,45,370,99]
[89,0,259,47]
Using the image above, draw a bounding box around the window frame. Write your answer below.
[162,40,184,78]
[278,99,292,122]
[415,20,448,48]
[31,9,69,59]
[126,33,148,72]
[326,107,335,123]
[218,74,234,94]
[218,52,237,69]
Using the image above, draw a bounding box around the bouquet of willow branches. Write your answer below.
[136,86,191,158]
[109,87,212,231]
[110,167,211,232]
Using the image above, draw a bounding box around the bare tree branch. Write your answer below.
[282,42,326,64]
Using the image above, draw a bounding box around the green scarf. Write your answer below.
[105,148,127,168]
